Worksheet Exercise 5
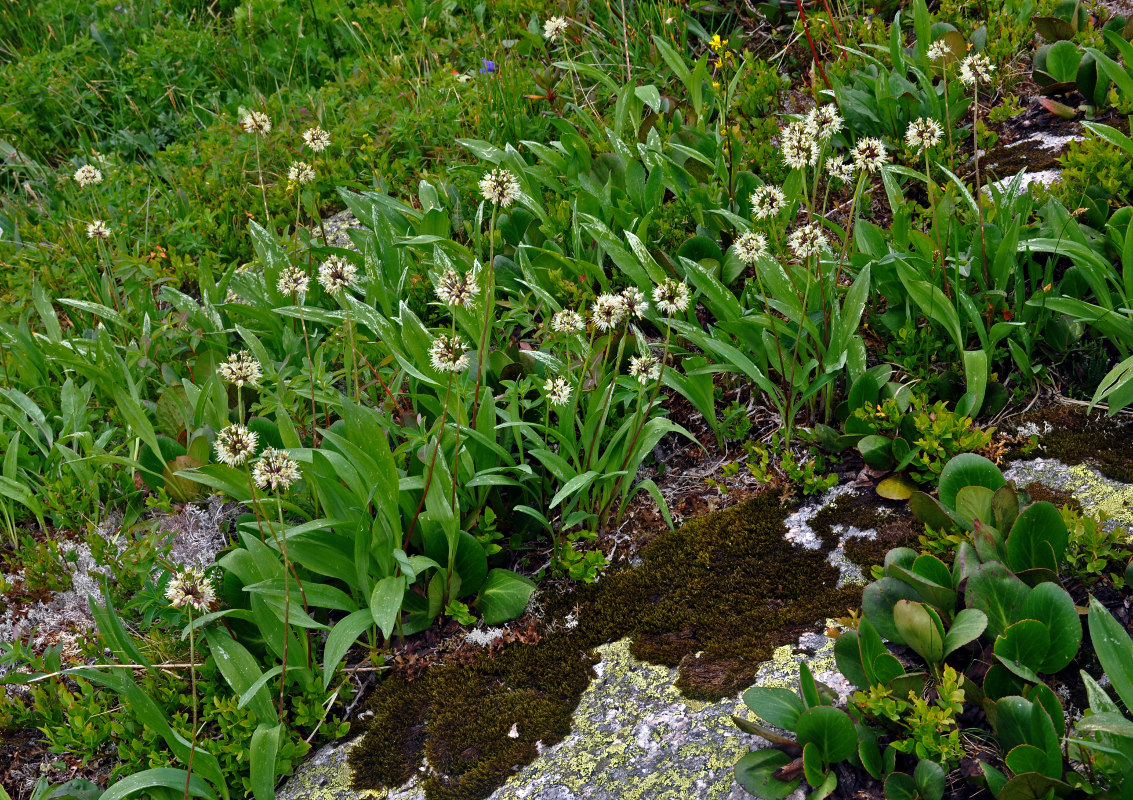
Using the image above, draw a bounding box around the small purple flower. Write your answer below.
[479,58,497,74]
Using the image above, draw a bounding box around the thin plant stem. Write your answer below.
[972,83,991,292]
[254,137,270,225]
[183,609,198,800]
[471,208,497,422]
[405,374,454,547]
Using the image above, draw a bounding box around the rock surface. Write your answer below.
[279,455,1132,800]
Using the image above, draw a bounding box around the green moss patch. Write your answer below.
[1009,404,1133,482]
[810,491,921,572]
[350,491,862,800]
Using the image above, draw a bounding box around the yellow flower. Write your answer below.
[709,34,728,53]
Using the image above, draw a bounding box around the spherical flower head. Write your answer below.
[430,333,470,373]
[787,223,830,260]
[288,161,316,185]
[240,109,272,136]
[218,350,262,388]
[73,165,103,187]
[86,220,110,239]
[165,567,216,612]
[621,287,648,319]
[215,424,259,467]
[252,447,301,493]
[652,279,690,316]
[906,117,943,154]
[277,266,310,296]
[628,352,662,384]
[828,157,855,184]
[927,40,951,61]
[551,308,585,333]
[435,267,479,308]
[781,120,820,171]
[591,293,628,331]
[806,104,843,142]
[734,231,768,266]
[851,137,888,173]
[959,53,994,87]
[318,255,358,295]
[544,376,572,407]
[479,168,521,207]
[750,185,787,219]
[543,16,569,41]
[303,126,331,152]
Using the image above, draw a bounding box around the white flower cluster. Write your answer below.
[252,447,300,492]
[959,53,994,86]
[240,109,272,136]
[218,350,263,388]
[318,255,358,295]
[74,165,103,187]
[86,220,110,239]
[277,266,310,296]
[544,376,572,406]
[479,168,521,207]
[543,16,569,40]
[435,268,479,308]
[303,126,331,152]
[905,117,944,154]
[288,161,316,185]
[214,423,259,467]
[430,333,470,373]
[165,567,216,612]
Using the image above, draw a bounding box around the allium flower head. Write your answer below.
[551,308,585,333]
[959,53,994,86]
[435,267,479,308]
[544,376,572,407]
[303,126,331,152]
[806,105,843,141]
[218,350,263,388]
[318,255,358,295]
[591,293,628,331]
[621,287,648,319]
[734,231,769,266]
[828,157,855,184]
[165,567,215,612]
[252,447,301,492]
[430,333,470,373]
[277,266,310,296]
[652,279,690,316]
[906,117,944,154]
[74,165,103,187]
[750,185,787,219]
[543,16,569,40]
[479,168,521,207]
[787,223,830,260]
[288,161,316,185]
[215,424,259,467]
[86,220,110,239]
[927,40,951,61]
[240,109,272,136]
[629,353,661,384]
[781,120,821,170]
[851,137,888,173]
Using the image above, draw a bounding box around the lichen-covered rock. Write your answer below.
[279,630,847,800]
[1005,459,1133,530]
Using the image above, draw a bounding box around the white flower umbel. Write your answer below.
[479,169,521,207]
[303,126,331,152]
[652,279,690,316]
[787,223,830,260]
[252,447,301,492]
[828,157,855,184]
[734,231,768,265]
[927,40,951,61]
[620,287,648,319]
[543,16,569,40]
[959,53,994,86]
[287,161,316,185]
[551,308,585,333]
[591,293,628,331]
[851,137,888,173]
[240,109,272,136]
[435,267,479,308]
[806,104,843,142]
[165,567,216,612]
[73,165,103,187]
[214,424,259,467]
[217,350,263,388]
[906,117,944,154]
[318,255,358,295]
[628,353,661,384]
[277,266,309,296]
[750,185,787,219]
[430,333,470,373]
[544,376,572,406]
[781,120,820,170]
[86,220,110,239]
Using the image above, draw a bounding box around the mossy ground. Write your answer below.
[349,490,863,800]
[808,491,921,572]
[1009,404,1133,482]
